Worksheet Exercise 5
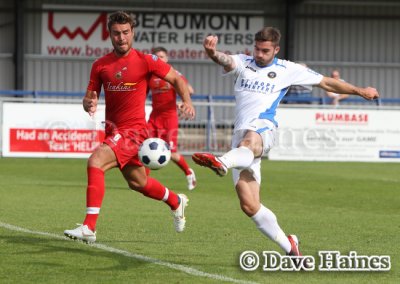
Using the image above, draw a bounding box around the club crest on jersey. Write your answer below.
[268,72,277,79]
[151,54,159,61]
[115,71,122,79]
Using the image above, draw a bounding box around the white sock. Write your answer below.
[218,146,254,169]
[162,188,169,202]
[251,205,291,253]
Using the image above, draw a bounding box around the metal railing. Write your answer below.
[1,90,399,156]
[1,89,396,105]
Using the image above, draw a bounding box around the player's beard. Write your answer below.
[113,41,132,57]
[254,58,270,67]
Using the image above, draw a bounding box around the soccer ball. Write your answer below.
[139,138,171,170]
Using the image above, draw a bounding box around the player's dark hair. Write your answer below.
[254,27,281,46]
[107,11,135,31]
[152,46,168,54]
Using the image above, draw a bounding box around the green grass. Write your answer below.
[0,157,399,283]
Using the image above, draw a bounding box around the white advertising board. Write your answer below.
[268,108,400,162]
[41,8,263,60]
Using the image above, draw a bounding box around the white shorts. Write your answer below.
[232,119,277,185]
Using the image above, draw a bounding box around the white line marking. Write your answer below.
[0,221,258,284]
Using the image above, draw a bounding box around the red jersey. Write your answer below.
[87,49,171,131]
[148,70,188,116]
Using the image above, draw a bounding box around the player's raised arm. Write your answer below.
[163,67,195,120]
[82,90,98,116]
[318,76,379,101]
[203,35,236,72]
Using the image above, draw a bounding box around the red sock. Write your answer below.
[140,177,180,210]
[83,167,105,231]
[174,155,192,175]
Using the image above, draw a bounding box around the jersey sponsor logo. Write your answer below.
[105,82,137,92]
[240,79,275,94]
[267,72,277,78]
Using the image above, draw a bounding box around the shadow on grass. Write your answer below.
[0,234,151,271]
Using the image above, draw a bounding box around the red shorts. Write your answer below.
[147,114,179,152]
[103,127,148,170]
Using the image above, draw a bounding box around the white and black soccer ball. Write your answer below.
[139,138,171,170]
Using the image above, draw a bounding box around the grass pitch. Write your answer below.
[0,157,399,283]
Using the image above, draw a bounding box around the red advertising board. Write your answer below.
[9,128,105,153]
[2,103,106,158]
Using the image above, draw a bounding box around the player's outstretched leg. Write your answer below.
[192,153,228,176]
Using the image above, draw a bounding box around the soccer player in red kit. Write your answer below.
[148,47,197,190]
[64,11,195,243]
